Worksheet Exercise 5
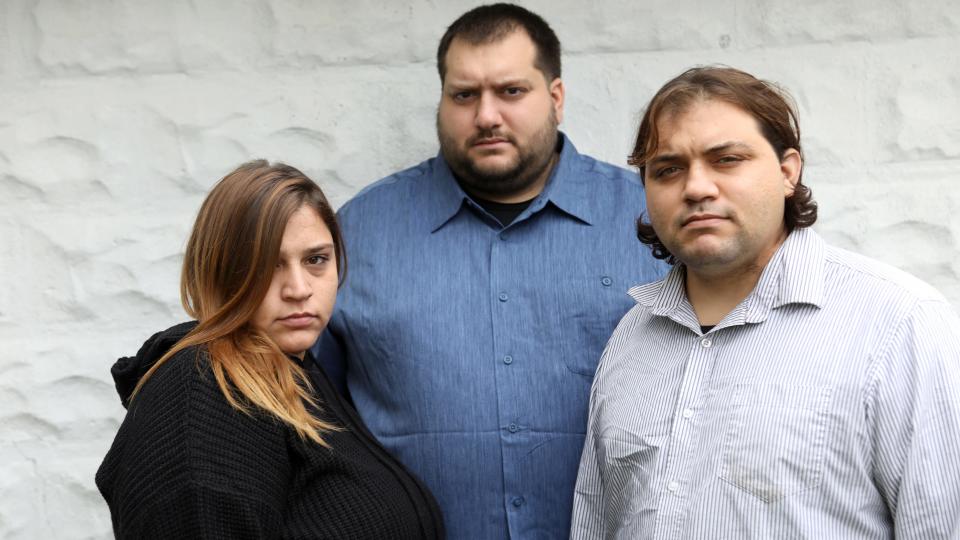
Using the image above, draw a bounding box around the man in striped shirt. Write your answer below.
[571,66,960,538]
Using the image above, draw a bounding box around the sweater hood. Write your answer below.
[111,321,198,408]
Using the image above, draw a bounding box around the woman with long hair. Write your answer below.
[96,161,443,539]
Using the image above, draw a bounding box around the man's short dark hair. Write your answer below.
[436,3,561,84]
[630,66,818,264]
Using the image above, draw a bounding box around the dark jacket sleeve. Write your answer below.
[97,348,292,539]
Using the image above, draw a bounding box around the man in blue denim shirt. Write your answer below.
[312,4,666,538]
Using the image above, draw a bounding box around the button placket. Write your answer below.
[655,336,719,532]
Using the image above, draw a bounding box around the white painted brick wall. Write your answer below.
[1,1,958,537]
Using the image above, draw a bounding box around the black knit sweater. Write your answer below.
[96,322,444,539]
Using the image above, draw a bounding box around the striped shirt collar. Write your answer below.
[629,228,826,332]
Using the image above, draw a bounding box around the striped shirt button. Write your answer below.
[700,338,712,348]
[682,408,694,419]
[667,481,680,493]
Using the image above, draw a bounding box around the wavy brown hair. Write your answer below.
[630,66,818,263]
[131,160,346,445]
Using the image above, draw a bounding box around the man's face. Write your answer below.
[437,29,564,202]
[644,98,801,277]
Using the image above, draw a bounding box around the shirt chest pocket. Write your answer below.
[555,275,635,377]
[719,384,835,503]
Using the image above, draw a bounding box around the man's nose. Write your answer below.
[474,92,503,130]
[683,161,719,202]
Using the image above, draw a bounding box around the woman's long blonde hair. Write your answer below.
[131,160,346,445]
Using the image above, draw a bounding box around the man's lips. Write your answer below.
[278,313,318,328]
[471,137,510,147]
[681,214,728,228]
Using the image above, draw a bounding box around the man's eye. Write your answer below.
[503,87,525,96]
[453,91,475,102]
[717,155,743,164]
[654,166,681,179]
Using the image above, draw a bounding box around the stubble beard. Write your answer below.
[438,109,559,199]
[672,236,743,272]
[656,210,745,272]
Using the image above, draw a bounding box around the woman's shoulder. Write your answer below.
[110,321,201,407]
[97,344,294,535]
[131,343,215,405]
[109,338,289,471]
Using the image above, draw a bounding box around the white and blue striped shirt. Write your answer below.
[571,228,960,539]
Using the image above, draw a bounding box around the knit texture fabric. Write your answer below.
[96,323,444,539]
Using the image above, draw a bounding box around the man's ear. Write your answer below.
[780,148,802,197]
[550,77,565,124]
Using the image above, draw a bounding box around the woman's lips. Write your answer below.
[278,314,318,329]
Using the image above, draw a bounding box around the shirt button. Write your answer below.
[700,337,712,348]
[499,232,508,241]
[601,276,613,286]
[682,408,694,419]
[503,355,513,365]
[667,481,680,493]
[498,292,509,302]
[512,496,524,507]
[508,423,519,433]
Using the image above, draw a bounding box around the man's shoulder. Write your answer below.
[566,147,643,188]
[823,242,947,305]
[339,158,438,217]
[627,276,669,308]
[603,277,671,340]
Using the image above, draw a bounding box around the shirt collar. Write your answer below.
[752,227,826,311]
[427,132,597,232]
[629,227,826,327]
[539,134,598,226]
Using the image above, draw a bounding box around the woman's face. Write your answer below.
[251,205,338,357]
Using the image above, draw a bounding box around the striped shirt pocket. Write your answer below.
[719,384,835,503]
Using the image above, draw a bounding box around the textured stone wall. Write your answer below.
[1,0,958,537]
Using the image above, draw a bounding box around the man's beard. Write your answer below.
[438,110,559,199]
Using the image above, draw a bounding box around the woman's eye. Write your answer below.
[306,255,330,266]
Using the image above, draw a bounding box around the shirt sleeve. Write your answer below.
[571,326,628,540]
[867,298,960,538]
[570,381,609,539]
[103,352,291,539]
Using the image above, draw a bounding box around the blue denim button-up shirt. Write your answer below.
[313,134,667,538]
